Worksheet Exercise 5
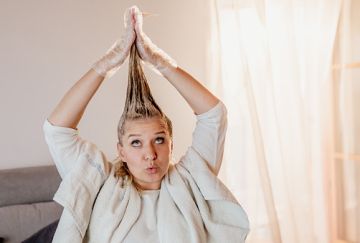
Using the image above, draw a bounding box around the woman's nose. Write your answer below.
[144,144,157,161]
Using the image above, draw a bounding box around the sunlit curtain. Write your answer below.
[205,0,344,242]
[332,0,360,242]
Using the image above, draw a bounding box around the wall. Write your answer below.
[0,0,214,169]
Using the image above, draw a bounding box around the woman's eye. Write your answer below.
[131,140,141,147]
[155,137,165,144]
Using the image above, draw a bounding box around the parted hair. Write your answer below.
[113,43,173,184]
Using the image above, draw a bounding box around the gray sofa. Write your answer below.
[0,165,63,243]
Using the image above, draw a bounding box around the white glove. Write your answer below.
[133,6,177,75]
[92,6,136,78]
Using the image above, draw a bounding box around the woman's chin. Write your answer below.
[134,174,164,190]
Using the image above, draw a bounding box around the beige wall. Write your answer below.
[0,0,213,169]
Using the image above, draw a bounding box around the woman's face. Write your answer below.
[117,117,172,190]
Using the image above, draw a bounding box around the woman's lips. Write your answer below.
[146,167,159,174]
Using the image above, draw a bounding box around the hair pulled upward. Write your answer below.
[121,44,164,124]
[114,44,173,184]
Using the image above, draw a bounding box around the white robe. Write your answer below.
[43,101,249,242]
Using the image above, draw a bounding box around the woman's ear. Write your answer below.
[117,142,126,161]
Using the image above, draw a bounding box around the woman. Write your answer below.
[43,6,249,243]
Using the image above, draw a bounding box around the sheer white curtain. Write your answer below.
[332,0,360,242]
[205,0,343,242]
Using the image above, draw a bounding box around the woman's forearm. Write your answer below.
[47,7,135,129]
[132,7,218,114]
[48,68,105,129]
[162,66,219,115]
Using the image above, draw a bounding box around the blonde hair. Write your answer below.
[113,43,173,187]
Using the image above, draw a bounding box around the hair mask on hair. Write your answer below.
[114,44,173,190]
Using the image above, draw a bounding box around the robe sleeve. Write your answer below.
[182,101,227,175]
[42,119,111,179]
[42,119,112,238]
[177,101,235,201]
[174,102,250,238]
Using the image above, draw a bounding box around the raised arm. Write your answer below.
[48,69,104,129]
[132,7,219,115]
[161,67,219,115]
[48,7,136,128]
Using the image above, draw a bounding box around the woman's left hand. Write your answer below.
[132,6,177,74]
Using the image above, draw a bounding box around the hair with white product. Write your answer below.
[113,44,173,186]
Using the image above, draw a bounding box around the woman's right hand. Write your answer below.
[48,7,139,129]
[92,6,136,78]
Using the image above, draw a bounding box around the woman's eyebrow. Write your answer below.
[155,131,166,135]
[128,134,141,138]
[127,131,166,138]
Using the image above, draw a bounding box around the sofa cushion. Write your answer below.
[0,201,62,243]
